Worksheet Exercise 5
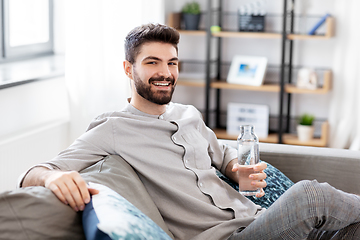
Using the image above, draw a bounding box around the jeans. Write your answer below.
[228,180,360,240]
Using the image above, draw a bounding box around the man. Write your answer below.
[22,23,360,239]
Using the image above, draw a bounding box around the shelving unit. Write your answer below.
[169,0,334,147]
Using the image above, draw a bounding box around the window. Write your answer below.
[0,0,54,62]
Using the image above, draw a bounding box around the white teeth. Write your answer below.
[153,82,170,86]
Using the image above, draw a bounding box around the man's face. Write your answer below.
[131,42,179,105]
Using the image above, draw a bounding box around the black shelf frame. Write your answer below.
[203,0,297,143]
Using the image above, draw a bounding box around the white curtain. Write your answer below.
[64,0,164,142]
[329,0,360,149]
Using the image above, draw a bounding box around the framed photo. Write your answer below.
[227,55,268,86]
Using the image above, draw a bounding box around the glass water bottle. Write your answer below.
[237,125,261,196]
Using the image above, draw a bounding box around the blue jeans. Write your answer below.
[228,180,360,239]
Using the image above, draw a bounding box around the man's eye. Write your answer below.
[147,62,156,65]
[169,62,177,66]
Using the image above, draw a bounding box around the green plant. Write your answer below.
[299,113,315,126]
[182,1,201,15]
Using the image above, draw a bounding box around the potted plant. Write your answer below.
[182,2,201,30]
[297,113,315,141]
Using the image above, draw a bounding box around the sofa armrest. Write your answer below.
[219,140,360,194]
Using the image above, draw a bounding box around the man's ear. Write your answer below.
[123,60,133,79]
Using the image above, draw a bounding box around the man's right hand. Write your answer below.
[43,170,99,211]
[22,167,99,212]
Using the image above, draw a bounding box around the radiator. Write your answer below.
[0,119,70,192]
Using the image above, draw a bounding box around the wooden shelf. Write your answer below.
[215,128,273,142]
[178,72,332,94]
[177,78,205,87]
[211,81,280,92]
[214,121,329,147]
[285,70,332,94]
[178,77,281,92]
[212,31,281,39]
[212,17,335,40]
[287,17,335,40]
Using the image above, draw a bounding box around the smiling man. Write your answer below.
[21,23,360,240]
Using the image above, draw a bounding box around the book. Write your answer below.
[308,13,330,35]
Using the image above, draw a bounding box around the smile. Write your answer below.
[153,82,171,86]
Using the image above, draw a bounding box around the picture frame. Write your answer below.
[227,103,269,138]
[296,68,318,90]
[227,55,268,86]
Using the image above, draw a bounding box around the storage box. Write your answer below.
[238,14,265,32]
[227,103,269,138]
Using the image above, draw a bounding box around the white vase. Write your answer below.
[297,125,314,142]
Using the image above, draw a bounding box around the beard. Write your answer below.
[132,69,176,105]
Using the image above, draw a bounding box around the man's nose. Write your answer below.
[158,64,172,78]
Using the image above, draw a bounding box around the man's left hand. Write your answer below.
[232,162,267,198]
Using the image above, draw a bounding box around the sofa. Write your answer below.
[0,141,360,240]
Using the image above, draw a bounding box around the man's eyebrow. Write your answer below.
[142,56,161,62]
[169,57,179,62]
[142,56,179,62]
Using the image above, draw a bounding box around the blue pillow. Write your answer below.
[217,161,294,209]
[82,183,172,240]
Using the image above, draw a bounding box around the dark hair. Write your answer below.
[125,23,180,64]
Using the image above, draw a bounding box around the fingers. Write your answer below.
[254,162,267,172]
[73,174,91,204]
[233,161,267,172]
[57,179,83,211]
[44,171,92,212]
[255,188,266,198]
[250,171,267,181]
[232,162,240,172]
[47,182,68,204]
[251,178,267,188]
[88,187,100,196]
[232,163,252,172]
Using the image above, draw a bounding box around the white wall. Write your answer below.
[0,77,70,191]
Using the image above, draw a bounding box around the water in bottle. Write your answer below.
[237,125,261,196]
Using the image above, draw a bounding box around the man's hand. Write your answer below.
[43,171,99,211]
[226,159,267,198]
[22,167,99,211]
[232,162,267,198]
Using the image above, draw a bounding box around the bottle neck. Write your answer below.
[238,125,258,142]
[242,125,254,134]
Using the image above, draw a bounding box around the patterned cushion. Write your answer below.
[217,161,294,209]
[82,183,172,240]
[82,199,111,240]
